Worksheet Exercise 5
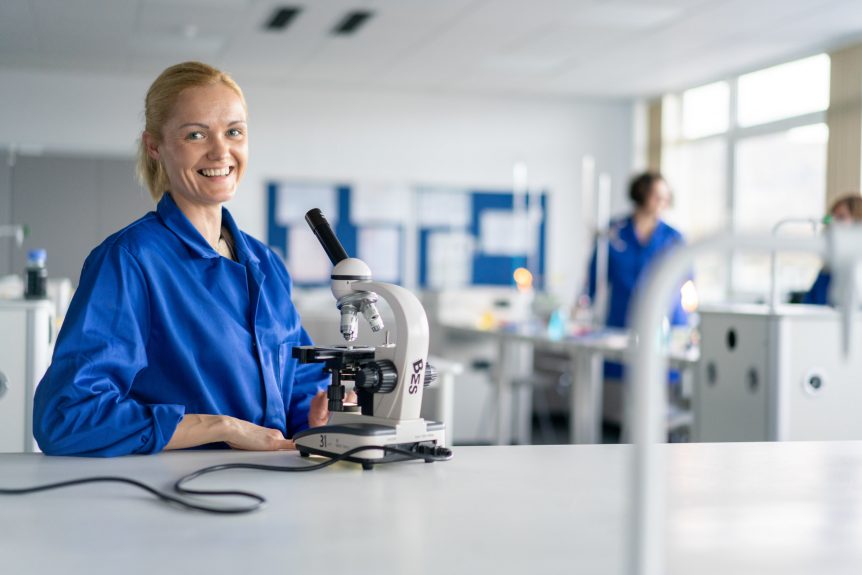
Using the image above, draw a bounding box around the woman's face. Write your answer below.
[643,179,671,217]
[148,83,247,208]
[831,203,853,224]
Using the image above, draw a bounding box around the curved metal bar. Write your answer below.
[627,232,829,575]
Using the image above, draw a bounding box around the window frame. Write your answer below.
[661,54,829,301]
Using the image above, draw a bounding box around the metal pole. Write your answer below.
[593,173,612,327]
[627,232,830,575]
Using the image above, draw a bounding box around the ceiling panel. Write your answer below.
[0,1,39,53]
[25,0,137,64]
[1,0,861,98]
[291,0,475,84]
[138,0,254,36]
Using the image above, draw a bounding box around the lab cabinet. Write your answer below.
[0,299,54,452]
[695,304,862,441]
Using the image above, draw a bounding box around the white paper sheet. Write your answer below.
[358,227,401,283]
[479,210,535,255]
[352,182,411,225]
[416,188,471,228]
[287,226,332,283]
[276,182,338,225]
[427,231,474,289]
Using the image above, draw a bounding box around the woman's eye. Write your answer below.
[186,131,205,140]
[227,128,243,137]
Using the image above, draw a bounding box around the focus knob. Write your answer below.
[355,360,398,394]
[424,363,437,387]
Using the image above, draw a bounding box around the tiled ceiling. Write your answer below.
[1,0,862,98]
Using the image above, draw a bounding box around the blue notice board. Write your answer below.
[267,181,546,289]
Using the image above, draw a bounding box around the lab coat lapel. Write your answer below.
[219,206,265,325]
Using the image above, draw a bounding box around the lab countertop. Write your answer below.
[439,321,700,365]
[2,443,861,574]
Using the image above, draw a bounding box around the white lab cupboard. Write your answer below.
[695,304,862,441]
[0,299,53,452]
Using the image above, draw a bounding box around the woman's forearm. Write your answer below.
[164,414,295,451]
[164,414,230,450]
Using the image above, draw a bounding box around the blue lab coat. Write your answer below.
[802,269,831,305]
[33,193,329,456]
[588,216,688,379]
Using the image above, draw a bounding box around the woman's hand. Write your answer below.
[221,416,295,451]
[308,389,358,428]
[165,414,294,451]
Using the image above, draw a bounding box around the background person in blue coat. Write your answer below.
[587,171,690,337]
[802,193,862,305]
[33,62,334,456]
[586,172,692,426]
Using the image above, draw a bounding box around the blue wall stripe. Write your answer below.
[266,182,287,259]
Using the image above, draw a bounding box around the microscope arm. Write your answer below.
[350,280,430,421]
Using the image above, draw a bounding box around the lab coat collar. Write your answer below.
[157,193,260,265]
[221,203,260,266]
[622,215,670,249]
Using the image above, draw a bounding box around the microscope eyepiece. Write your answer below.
[305,208,349,265]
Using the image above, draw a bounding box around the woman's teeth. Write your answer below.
[199,167,232,177]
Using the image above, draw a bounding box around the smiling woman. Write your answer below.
[32,62,333,457]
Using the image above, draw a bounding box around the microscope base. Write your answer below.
[293,418,446,469]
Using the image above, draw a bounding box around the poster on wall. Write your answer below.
[287,226,331,284]
[358,227,401,284]
[352,182,411,225]
[276,182,338,225]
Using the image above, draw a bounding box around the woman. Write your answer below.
[587,171,689,381]
[803,193,862,305]
[34,62,331,456]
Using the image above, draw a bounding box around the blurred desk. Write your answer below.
[439,323,699,444]
[2,443,862,574]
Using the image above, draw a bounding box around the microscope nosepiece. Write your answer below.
[361,301,384,332]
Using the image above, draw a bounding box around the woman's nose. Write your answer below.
[207,134,230,159]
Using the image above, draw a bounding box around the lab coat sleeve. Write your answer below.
[33,243,185,457]
[586,240,598,301]
[286,325,330,437]
[803,270,830,305]
[263,247,329,436]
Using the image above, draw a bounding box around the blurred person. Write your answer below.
[586,172,691,427]
[587,171,690,342]
[802,193,862,305]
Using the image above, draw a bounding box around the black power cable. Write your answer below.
[0,444,453,515]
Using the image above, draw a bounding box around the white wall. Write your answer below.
[0,67,633,302]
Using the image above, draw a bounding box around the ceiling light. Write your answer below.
[332,10,373,36]
[266,6,301,31]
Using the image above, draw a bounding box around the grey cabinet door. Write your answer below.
[96,157,154,241]
[10,154,152,284]
[0,158,11,276]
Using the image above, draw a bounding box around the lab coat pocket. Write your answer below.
[277,340,300,392]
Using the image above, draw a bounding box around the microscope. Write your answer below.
[292,209,447,469]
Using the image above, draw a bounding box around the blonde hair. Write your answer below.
[136,61,246,202]
[830,192,862,222]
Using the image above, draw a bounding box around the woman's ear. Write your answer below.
[142,131,160,161]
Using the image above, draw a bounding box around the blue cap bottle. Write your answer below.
[25,249,48,299]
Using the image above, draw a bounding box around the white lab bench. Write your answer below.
[438,323,699,445]
[1,443,861,575]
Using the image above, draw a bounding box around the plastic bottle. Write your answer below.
[547,308,567,341]
[24,249,48,300]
